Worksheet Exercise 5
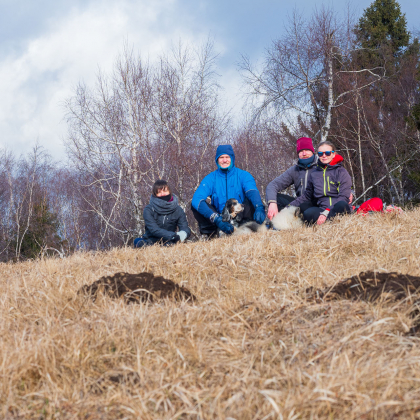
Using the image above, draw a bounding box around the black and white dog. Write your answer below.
[222,198,245,227]
[219,199,263,236]
[220,198,303,236]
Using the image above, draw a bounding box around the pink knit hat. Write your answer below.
[296,137,315,154]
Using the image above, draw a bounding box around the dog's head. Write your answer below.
[294,206,303,220]
[222,199,244,222]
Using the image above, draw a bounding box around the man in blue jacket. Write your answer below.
[191,145,266,237]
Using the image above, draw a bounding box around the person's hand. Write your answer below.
[267,203,278,220]
[349,193,354,204]
[214,216,234,235]
[177,231,188,242]
[317,214,327,225]
[253,205,266,224]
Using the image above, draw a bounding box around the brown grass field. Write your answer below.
[1,209,420,419]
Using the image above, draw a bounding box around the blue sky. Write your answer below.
[0,0,419,160]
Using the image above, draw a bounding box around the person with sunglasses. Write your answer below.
[287,141,352,225]
[266,137,318,221]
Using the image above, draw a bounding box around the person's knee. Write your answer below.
[277,194,294,210]
[134,237,150,248]
[303,207,320,223]
[299,201,313,214]
[334,201,350,214]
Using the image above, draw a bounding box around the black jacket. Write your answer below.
[143,195,191,243]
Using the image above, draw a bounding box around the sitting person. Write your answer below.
[288,141,352,225]
[266,137,318,221]
[191,144,266,237]
[134,180,191,248]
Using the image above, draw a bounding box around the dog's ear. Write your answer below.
[222,205,230,222]
[236,210,243,222]
[294,207,304,220]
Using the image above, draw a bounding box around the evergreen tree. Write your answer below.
[357,0,409,55]
[18,199,62,260]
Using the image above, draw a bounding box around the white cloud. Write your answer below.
[0,0,213,161]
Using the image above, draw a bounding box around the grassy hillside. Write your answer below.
[1,209,420,419]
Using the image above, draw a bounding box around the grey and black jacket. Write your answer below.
[289,154,352,211]
[265,159,317,204]
[143,195,191,244]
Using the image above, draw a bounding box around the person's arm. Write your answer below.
[288,178,314,208]
[242,171,265,224]
[143,207,178,242]
[242,171,264,207]
[265,167,295,203]
[337,169,352,204]
[191,174,216,220]
[176,208,191,240]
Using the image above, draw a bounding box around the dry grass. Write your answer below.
[1,209,420,419]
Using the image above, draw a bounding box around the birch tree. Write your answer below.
[65,48,158,243]
[151,40,228,209]
[241,6,384,143]
[65,41,227,243]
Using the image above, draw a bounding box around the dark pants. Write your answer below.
[277,193,313,214]
[133,236,178,248]
[133,237,153,248]
[302,201,351,224]
[276,193,295,211]
[192,198,256,236]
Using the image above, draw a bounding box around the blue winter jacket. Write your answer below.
[191,145,264,219]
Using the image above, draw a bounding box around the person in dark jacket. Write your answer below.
[288,142,352,225]
[191,145,266,237]
[266,137,318,220]
[134,180,191,248]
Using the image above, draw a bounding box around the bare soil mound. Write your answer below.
[78,272,196,303]
[307,271,420,303]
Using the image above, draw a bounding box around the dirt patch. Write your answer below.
[306,271,420,335]
[306,271,420,303]
[78,272,196,303]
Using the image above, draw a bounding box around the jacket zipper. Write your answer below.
[226,172,228,202]
[324,170,332,206]
[304,170,308,190]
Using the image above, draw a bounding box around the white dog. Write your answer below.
[271,206,304,230]
[232,205,303,236]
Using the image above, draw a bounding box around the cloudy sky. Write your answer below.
[0,0,419,161]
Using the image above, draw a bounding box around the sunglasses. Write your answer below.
[317,151,334,157]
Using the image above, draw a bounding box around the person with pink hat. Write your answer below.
[266,137,318,220]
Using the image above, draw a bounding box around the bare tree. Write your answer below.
[65,47,159,243]
[241,6,384,143]
[152,40,229,209]
[65,41,228,244]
